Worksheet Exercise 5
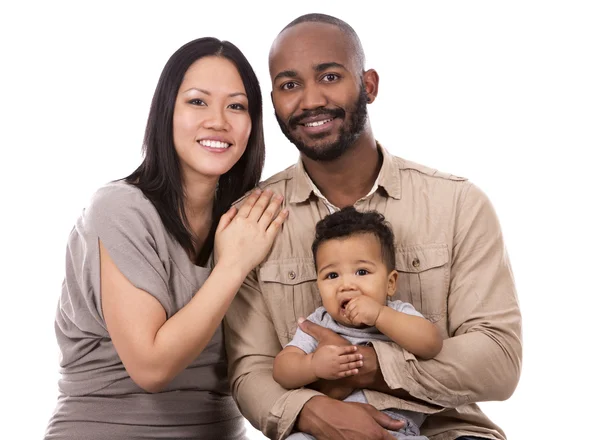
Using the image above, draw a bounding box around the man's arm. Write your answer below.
[224,269,321,439]
[303,183,522,408]
[225,269,405,440]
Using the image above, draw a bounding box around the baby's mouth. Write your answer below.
[340,298,351,311]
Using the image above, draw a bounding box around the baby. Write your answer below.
[273,207,443,439]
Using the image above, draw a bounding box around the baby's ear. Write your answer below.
[387,270,398,297]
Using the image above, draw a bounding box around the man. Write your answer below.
[225,13,522,440]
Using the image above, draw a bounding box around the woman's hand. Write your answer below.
[214,188,288,275]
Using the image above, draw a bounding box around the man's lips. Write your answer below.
[290,109,345,129]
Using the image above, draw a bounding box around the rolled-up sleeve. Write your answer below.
[373,182,522,408]
[224,268,322,439]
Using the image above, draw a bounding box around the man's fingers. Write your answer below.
[298,317,329,341]
[369,406,406,431]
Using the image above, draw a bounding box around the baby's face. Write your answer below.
[315,233,395,327]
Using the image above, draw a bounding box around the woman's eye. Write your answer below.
[189,99,206,106]
[228,103,246,110]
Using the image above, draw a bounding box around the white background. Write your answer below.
[1,1,599,438]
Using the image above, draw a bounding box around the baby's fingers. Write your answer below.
[339,352,363,365]
[336,368,360,378]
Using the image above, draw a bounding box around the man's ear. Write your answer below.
[363,68,379,103]
[387,270,398,297]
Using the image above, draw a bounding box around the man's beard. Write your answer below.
[275,86,369,161]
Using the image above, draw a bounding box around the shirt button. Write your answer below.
[412,258,420,268]
[288,271,296,280]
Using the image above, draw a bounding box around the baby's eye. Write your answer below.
[356,269,369,276]
[326,272,339,280]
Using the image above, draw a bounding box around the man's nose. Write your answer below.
[300,82,327,111]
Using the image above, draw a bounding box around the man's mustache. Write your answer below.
[289,108,345,128]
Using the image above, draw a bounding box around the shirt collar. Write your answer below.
[290,142,402,205]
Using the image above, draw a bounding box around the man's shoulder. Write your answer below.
[392,154,468,183]
[232,164,298,207]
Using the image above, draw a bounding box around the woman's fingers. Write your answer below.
[216,206,237,234]
[247,189,274,221]
[236,189,262,218]
[257,193,283,229]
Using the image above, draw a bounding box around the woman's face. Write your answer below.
[173,56,252,184]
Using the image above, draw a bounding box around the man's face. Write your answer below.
[269,23,368,161]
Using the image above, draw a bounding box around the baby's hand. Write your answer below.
[311,345,363,380]
[344,296,383,327]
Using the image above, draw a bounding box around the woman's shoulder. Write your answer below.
[89,180,148,209]
[85,180,161,231]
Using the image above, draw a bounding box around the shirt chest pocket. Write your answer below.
[394,244,449,326]
[259,258,320,342]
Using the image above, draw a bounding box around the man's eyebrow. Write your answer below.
[314,62,346,72]
[273,70,297,82]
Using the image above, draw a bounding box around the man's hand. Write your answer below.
[298,317,350,347]
[296,396,405,440]
[299,318,382,395]
[311,345,363,380]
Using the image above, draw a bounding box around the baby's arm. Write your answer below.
[345,297,443,359]
[376,308,442,359]
[273,345,363,389]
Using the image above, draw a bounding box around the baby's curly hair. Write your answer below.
[312,206,396,271]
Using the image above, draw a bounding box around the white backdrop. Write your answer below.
[1,1,599,439]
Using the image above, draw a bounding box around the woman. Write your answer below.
[45,37,285,439]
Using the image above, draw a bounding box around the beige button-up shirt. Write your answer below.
[224,147,522,440]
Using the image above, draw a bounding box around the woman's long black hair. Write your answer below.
[125,37,265,265]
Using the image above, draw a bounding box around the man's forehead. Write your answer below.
[269,22,357,75]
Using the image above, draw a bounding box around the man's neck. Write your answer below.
[302,134,381,208]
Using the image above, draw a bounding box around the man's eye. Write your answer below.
[281,82,297,90]
[323,73,339,82]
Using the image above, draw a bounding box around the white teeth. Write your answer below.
[198,140,230,149]
[305,118,333,127]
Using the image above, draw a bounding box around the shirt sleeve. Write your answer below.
[373,183,522,408]
[224,268,322,440]
[387,299,424,318]
[84,184,174,319]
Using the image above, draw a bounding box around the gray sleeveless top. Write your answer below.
[45,182,245,439]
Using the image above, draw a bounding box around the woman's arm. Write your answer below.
[102,190,287,393]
